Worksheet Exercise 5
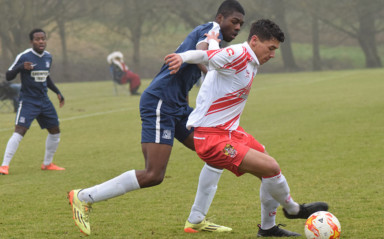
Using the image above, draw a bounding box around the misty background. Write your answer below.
[0,0,383,83]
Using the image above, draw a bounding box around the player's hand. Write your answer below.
[205,32,221,44]
[164,53,183,75]
[58,93,65,108]
[24,62,36,70]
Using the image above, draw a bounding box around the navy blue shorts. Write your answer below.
[140,92,193,146]
[15,97,59,129]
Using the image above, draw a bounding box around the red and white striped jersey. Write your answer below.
[187,42,260,131]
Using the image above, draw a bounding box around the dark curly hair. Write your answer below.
[248,19,285,43]
[29,29,46,41]
[216,0,245,18]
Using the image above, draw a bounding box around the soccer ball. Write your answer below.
[304,211,341,239]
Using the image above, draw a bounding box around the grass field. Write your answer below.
[1,68,383,238]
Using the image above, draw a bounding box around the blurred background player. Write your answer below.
[165,19,328,237]
[0,28,65,175]
[0,80,21,112]
[107,51,141,95]
[68,0,244,236]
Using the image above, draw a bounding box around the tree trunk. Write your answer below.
[312,14,322,71]
[272,0,299,71]
[132,34,141,73]
[356,1,382,68]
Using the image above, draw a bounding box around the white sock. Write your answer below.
[2,133,23,166]
[78,170,140,203]
[261,172,300,215]
[260,182,280,230]
[43,133,60,165]
[188,163,223,224]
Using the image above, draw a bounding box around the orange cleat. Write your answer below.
[41,163,65,171]
[0,165,9,175]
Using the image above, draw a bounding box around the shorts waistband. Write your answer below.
[195,127,230,135]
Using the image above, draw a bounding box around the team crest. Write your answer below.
[223,144,237,158]
[162,129,172,140]
[19,117,26,123]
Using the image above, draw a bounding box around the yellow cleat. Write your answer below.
[68,189,92,236]
[184,219,232,233]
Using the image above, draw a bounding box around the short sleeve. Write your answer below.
[196,22,221,47]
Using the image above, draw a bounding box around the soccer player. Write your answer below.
[164,19,329,237]
[68,0,244,236]
[0,29,65,176]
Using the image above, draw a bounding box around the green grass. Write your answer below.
[1,69,383,238]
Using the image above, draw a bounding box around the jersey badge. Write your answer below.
[162,129,172,140]
[226,48,235,57]
[46,61,50,68]
[223,144,237,158]
[19,117,26,124]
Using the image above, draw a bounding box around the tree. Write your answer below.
[355,0,382,68]
[0,0,65,68]
[0,0,35,65]
[270,0,299,71]
[304,0,383,68]
[94,0,170,74]
[311,13,322,71]
[167,0,219,29]
[241,0,300,71]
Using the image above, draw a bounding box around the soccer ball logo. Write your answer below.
[305,211,341,239]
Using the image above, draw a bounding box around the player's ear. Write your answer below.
[216,13,224,24]
[252,35,259,43]
[249,35,259,47]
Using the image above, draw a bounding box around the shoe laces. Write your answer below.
[258,223,286,229]
[204,216,219,225]
[82,203,92,222]
[84,204,92,213]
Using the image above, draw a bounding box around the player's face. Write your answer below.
[218,12,244,42]
[251,36,280,65]
[31,32,47,54]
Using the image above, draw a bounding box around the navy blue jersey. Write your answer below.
[144,22,223,107]
[8,48,53,100]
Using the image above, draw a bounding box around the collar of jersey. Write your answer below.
[242,42,260,66]
[31,48,46,58]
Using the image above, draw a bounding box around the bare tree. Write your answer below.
[167,0,219,29]
[304,0,383,68]
[269,0,300,71]
[311,13,322,71]
[0,0,61,67]
[355,0,382,68]
[0,0,35,65]
[94,0,170,74]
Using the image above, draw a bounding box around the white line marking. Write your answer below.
[0,107,134,133]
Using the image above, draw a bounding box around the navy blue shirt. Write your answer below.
[7,48,53,100]
[144,22,223,107]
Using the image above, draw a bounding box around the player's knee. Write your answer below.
[48,126,60,134]
[264,161,281,177]
[141,171,165,187]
